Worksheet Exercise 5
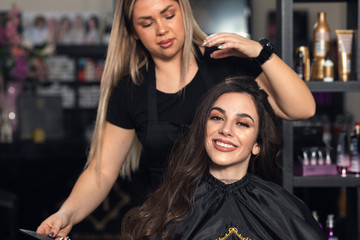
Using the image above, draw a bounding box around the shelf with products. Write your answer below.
[277,0,360,239]
[55,44,108,57]
[22,44,106,144]
[40,44,105,110]
[278,0,360,188]
[306,81,360,92]
[294,0,355,2]
[293,175,360,187]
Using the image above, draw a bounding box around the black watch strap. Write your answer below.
[252,38,274,65]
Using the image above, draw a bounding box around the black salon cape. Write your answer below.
[171,172,326,240]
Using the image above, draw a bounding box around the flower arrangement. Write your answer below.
[0,5,54,142]
[0,5,29,90]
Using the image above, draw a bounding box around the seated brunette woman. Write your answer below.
[120,76,326,240]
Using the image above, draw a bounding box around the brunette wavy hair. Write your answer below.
[120,76,283,239]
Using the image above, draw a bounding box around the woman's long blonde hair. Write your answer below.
[86,0,207,179]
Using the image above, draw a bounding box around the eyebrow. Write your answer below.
[136,5,173,20]
[210,107,255,123]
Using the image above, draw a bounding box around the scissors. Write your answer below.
[19,229,54,240]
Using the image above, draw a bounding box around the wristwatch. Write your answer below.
[252,38,275,65]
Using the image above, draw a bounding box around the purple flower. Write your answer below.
[1,6,52,86]
[7,6,20,20]
[6,21,20,45]
[0,26,7,45]
[11,55,29,81]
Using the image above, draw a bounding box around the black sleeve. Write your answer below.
[106,77,134,129]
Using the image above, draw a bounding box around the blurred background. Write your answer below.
[0,0,359,239]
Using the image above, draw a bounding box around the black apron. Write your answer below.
[130,47,214,205]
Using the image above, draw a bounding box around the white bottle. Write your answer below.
[318,150,325,165]
[325,150,332,165]
[325,214,339,240]
[303,151,309,166]
[323,52,334,82]
[310,150,317,166]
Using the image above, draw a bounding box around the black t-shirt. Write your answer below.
[106,47,262,147]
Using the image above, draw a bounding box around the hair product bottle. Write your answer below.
[323,51,334,82]
[310,149,317,166]
[336,130,350,176]
[325,214,339,240]
[295,50,304,80]
[325,149,332,165]
[336,29,355,81]
[311,12,330,81]
[296,46,310,81]
[318,150,325,165]
[349,122,360,174]
[313,12,331,58]
[302,151,309,166]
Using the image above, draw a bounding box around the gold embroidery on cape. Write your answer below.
[216,227,252,240]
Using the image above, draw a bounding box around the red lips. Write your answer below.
[212,139,237,152]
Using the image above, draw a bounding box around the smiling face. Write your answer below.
[205,92,260,180]
[132,0,185,61]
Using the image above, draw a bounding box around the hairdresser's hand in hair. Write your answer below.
[202,32,262,59]
[203,32,316,121]
[37,210,72,240]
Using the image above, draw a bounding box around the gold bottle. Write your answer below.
[296,46,310,81]
[311,12,330,81]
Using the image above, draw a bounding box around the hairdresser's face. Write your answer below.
[205,92,260,180]
[132,0,185,61]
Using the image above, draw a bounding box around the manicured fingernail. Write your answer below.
[210,53,213,58]
[59,237,64,240]
[202,40,206,46]
[218,44,223,49]
[48,232,54,237]
[206,42,212,47]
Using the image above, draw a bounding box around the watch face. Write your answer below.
[252,38,275,65]
[260,38,274,52]
[267,42,275,51]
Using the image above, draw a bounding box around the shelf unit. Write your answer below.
[276,0,360,239]
[0,45,107,239]
[54,44,105,139]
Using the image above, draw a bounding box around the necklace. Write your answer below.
[219,179,240,184]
